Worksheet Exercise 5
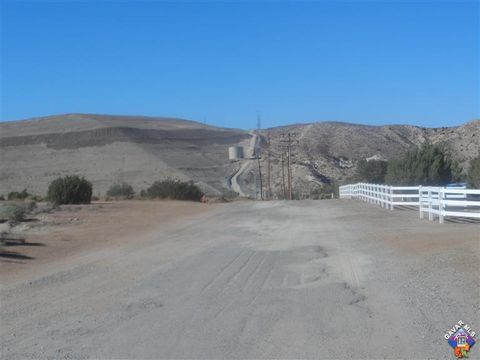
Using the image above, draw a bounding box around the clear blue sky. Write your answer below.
[1,1,478,129]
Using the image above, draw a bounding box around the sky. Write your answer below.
[1,0,478,129]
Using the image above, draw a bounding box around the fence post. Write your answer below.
[381,186,384,208]
[418,186,423,219]
[439,189,444,224]
[390,186,394,210]
[428,189,433,221]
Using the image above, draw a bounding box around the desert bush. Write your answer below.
[47,175,93,205]
[106,182,135,199]
[467,152,480,188]
[0,204,26,224]
[309,183,336,200]
[385,143,461,186]
[356,159,387,183]
[25,201,37,212]
[221,188,239,200]
[28,195,44,202]
[7,189,30,201]
[146,179,203,201]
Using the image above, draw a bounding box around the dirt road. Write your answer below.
[230,131,258,198]
[1,200,479,359]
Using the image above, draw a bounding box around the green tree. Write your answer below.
[467,152,480,188]
[356,160,387,183]
[385,143,461,186]
[47,175,93,205]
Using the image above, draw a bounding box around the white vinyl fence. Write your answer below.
[339,183,480,223]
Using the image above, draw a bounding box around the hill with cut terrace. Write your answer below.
[0,114,478,197]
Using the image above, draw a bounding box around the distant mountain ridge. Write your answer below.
[0,114,478,197]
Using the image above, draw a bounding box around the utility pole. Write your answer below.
[280,132,298,200]
[255,112,263,200]
[257,155,263,200]
[281,152,286,199]
[267,131,271,200]
[287,136,292,200]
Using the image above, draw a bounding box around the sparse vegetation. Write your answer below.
[145,179,204,201]
[7,189,30,201]
[385,143,461,186]
[106,182,135,199]
[0,204,27,224]
[25,201,37,212]
[47,175,93,205]
[309,183,337,200]
[356,159,387,184]
[221,188,239,200]
[467,152,480,188]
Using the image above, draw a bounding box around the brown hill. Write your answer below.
[0,114,478,198]
[0,114,250,196]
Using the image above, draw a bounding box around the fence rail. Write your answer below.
[339,183,480,223]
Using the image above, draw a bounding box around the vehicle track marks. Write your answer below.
[200,249,246,294]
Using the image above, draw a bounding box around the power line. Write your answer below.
[279,133,299,200]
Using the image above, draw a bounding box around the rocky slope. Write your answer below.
[0,114,478,198]
[245,120,479,197]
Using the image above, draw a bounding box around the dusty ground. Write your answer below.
[1,199,479,359]
[0,201,210,280]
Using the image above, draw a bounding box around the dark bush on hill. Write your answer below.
[385,143,461,186]
[467,152,480,188]
[146,179,203,201]
[47,175,92,205]
[7,189,30,201]
[356,160,387,184]
[106,182,135,199]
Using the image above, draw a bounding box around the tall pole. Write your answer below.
[257,156,263,200]
[255,112,263,200]
[279,132,297,200]
[287,146,292,200]
[287,136,292,200]
[267,132,271,200]
[281,152,286,199]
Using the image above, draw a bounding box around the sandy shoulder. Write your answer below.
[0,200,215,282]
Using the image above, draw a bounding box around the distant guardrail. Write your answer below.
[339,183,480,224]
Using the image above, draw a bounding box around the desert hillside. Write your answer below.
[0,114,250,196]
[252,120,479,197]
[0,114,478,198]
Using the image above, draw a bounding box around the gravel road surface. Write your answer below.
[1,200,479,359]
